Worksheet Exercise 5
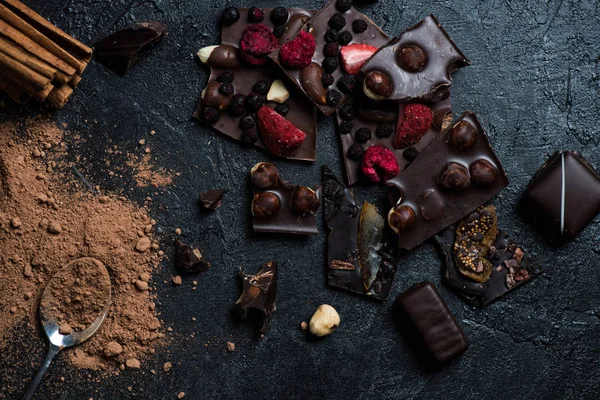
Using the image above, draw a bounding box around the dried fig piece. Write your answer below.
[357,202,384,290]
[453,205,498,283]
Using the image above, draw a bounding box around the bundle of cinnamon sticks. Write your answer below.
[0,0,92,108]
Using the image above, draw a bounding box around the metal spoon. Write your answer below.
[22,257,111,400]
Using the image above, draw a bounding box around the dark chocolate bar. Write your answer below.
[194,8,318,161]
[387,111,509,250]
[94,21,167,76]
[236,260,278,335]
[394,281,469,363]
[336,92,452,185]
[323,167,397,299]
[435,206,543,306]
[522,151,600,243]
[251,162,320,235]
[269,1,389,116]
[361,15,470,103]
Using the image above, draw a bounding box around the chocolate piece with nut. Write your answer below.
[361,15,470,102]
[236,260,278,335]
[387,111,508,250]
[435,212,542,306]
[175,239,210,274]
[323,166,397,299]
[250,162,321,235]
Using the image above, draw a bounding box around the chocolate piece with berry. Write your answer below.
[268,1,389,116]
[194,7,319,161]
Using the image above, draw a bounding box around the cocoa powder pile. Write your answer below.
[0,117,165,372]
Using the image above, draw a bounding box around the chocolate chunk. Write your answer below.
[236,261,278,335]
[269,2,389,116]
[193,8,318,161]
[387,112,508,250]
[394,282,469,363]
[435,221,543,307]
[362,15,470,102]
[300,63,328,105]
[94,21,167,76]
[175,239,210,274]
[522,151,600,243]
[198,188,225,211]
[323,167,397,299]
[251,162,320,235]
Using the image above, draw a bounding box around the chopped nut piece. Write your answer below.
[329,259,355,271]
[163,361,172,372]
[226,341,235,352]
[172,275,182,285]
[309,304,340,337]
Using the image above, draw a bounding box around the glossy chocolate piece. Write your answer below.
[394,282,469,363]
[435,219,542,306]
[387,111,509,250]
[194,8,318,161]
[251,163,320,235]
[198,188,225,211]
[361,15,470,102]
[337,93,452,185]
[323,167,397,299]
[522,151,600,243]
[94,21,167,76]
[236,260,278,335]
[269,2,389,116]
[175,239,210,274]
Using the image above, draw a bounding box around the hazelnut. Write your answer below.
[364,70,393,100]
[291,186,320,215]
[439,163,470,190]
[251,162,279,189]
[387,205,416,234]
[470,159,498,186]
[396,45,427,72]
[252,192,281,219]
[448,121,476,149]
[309,304,340,337]
[201,80,232,111]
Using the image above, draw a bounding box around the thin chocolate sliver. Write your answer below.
[198,188,225,211]
[236,260,278,335]
[175,239,210,274]
[94,21,167,76]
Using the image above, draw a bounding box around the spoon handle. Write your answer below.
[22,344,60,400]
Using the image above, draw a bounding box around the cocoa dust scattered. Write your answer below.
[0,118,165,374]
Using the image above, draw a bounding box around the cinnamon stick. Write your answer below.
[69,74,81,88]
[0,70,51,101]
[0,72,29,103]
[0,3,86,74]
[0,50,50,90]
[3,0,92,61]
[0,19,76,76]
[47,84,73,108]
[0,35,56,79]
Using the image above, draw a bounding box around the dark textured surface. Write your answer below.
[1,0,600,399]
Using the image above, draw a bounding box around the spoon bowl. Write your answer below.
[23,257,111,400]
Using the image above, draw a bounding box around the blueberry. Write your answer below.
[326,89,342,106]
[337,74,358,94]
[337,31,353,46]
[216,69,234,83]
[324,29,340,43]
[339,120,353,135]
[339,103,357,120]
[241,127,259,145]
[352,19,368,33]
[253,80,269,95]
[221,6,240,26]
[271,7,289,25]
[274,103,289,116]
[239,113,256,129]
[336,0,353,13]
[354,127,372,144]
[229,94,246,116]
[245,92,265,112]
[219,82,234,95]
[375,123,393,138]
[202,106,220,123]
[323,42,340,57]
[322,57,339,73]
[403,146,420,162]
[322,73,335,87]
[347,143,364,161]
[328,12,346,30]
[272,24,286,38]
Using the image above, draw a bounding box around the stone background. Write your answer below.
[1,0,599,399]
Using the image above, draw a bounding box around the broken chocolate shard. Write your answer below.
[323,167,396,299]
[362,15,469,102]
[175,239,210,274]
[236,260,278,335]
[394,281,469,364]
[94,21,167,76]
[521,151,600,243]
[198,188,225,211]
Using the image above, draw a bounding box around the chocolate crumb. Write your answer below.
[172,275,182,285]
[163,361,172,372]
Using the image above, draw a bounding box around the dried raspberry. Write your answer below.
[257,106,306,157]
[347,143,364,161]
[229,94,246,116]
[321,73,334,87]
[352,19,368,33]
[339,120,353,135]
[322,57,338,73]
[271,7,289,25]
[394,103,433,149]
[324,29,340,43]
[354,127,371,144]
[274,103,289,116]
[279,31,316,69]
[326,89,342,106]
[245,92,265,112]
[361,146,400,182]
[329,13,347,30]
[216,69,234,83]
[337,31,353,46]
[240,24,279,65]
[337,74,358,93]
[324,42,340,57]
[239,113,256,129]
[201,106,220,123]
[248,7,264,23]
